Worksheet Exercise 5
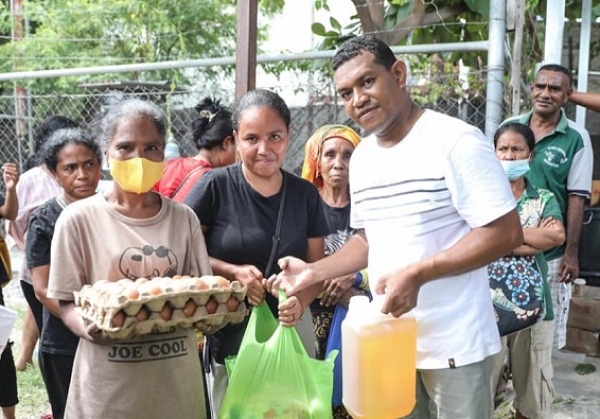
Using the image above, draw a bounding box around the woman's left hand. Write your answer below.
[85,323,113,345]
[278,295,303,327]
[320,273,355,307]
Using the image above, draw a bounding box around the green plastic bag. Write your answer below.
[220,291,338,419]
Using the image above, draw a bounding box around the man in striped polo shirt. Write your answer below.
[504,64,594,350]
[271,35,523,419]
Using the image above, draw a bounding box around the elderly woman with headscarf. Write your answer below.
[302,124,370,419]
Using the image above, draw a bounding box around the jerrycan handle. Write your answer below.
[349,295,370,311]
[368,294,417,320]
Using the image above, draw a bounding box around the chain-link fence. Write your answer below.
[0,66,497,187]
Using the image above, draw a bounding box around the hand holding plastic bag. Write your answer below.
[221,290,337,419]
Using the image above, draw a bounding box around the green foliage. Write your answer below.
[309,0,600,98]
[409,59,486,107]
[0,1,12,41]
[0,0,283,94]
[385,2,413,28]
[260,0,285,14]
[6,299,49,418]
[314,0,330,12]
[310,1,490,67]
[17,365,49,417]
[465,0,489,18]
[311,0,488,44]
[575,363,597,376]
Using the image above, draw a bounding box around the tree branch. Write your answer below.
[368,0,385,31]
[351,0,379,36]
[386,3,468,45]
[382,0,425,44]
[524,11,543,59]
[421,4,468,26]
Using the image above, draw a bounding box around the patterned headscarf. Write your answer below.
[301,124,362,189]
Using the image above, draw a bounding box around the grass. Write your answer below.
[5,297,51,419]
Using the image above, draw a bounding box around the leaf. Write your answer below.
[311,22,327,37]
[259,0,285,14]
[575,363,597,376]
[384,1,413,28]
[465,0,490,18]
[330,16,341,31]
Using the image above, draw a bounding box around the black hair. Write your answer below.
[40,128,102,173]
[24,115,79,171]
[494,122,536,152]
[537,64,573,86]
[97,99,167,148]
[192,97,233,150]
[332,35,397,72]
[232,89,291,131]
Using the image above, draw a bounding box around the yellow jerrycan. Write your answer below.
[342,295,417,419]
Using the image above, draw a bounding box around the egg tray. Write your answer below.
[74,280,248,340]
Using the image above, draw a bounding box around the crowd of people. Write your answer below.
[0,35,595,419]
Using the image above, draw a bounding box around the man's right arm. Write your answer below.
[273,229,369,295]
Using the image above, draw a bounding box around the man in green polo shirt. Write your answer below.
[504,64,594,350]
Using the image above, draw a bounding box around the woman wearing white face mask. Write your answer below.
[491,122,565,419]
[46,99,212,419]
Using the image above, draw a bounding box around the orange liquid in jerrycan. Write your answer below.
[342,296,417,419]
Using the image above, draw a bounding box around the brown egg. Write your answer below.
[149,284,163,296]
[183,299,197,317]
[135,277,149,285]
[136,306,150,322]
[160,303,174,321]
[192,277,209,291]
[172,274,183,280]
[111,310,126,328]
[227,296,240,312]
[214,276,231,289]
[139,281,162,296]
[205,297,219,315]
[124,288,140,300]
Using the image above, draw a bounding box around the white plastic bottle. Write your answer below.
[342,296,417,419]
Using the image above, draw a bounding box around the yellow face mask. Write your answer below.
[108,157,164,194]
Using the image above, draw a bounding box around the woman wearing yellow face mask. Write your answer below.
[46,99,212,419]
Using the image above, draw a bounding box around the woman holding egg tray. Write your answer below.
[46,99,212,419]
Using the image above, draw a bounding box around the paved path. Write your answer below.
[493,353,600,418]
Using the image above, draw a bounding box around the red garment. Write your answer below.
[153,157,212,203]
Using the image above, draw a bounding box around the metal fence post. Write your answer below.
[485,0,507,140]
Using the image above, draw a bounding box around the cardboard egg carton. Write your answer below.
[74,276,248,339]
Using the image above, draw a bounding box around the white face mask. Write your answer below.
[500,159,530,180]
